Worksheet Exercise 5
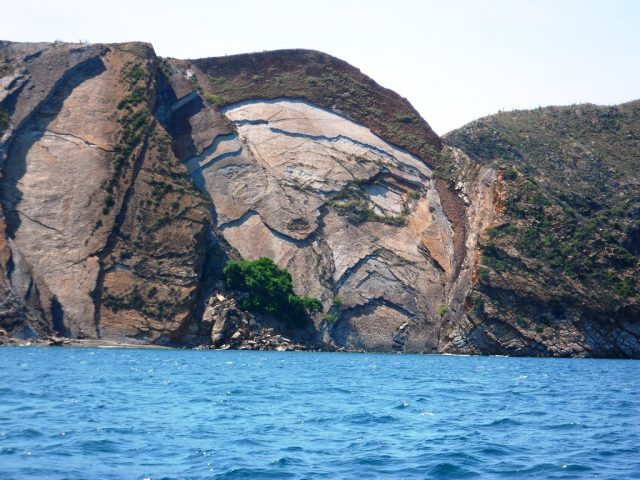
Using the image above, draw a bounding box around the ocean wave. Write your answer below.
[482,417,523,427]
[428,462,480,478]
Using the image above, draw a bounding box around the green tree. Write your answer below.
[223,257,322,325]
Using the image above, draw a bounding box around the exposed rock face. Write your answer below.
[444,103,640,357]
[0,42,637,357]
[0,42,210,343]
[4,48,122,337]
[170,97,495,352]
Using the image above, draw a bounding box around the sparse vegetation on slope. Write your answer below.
[100,123,211,330]
[446,101,639,333]
[103,61,151,216]
[188,50,442,167]
[328,182,406,226]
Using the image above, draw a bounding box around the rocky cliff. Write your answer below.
[444,103,640,357]
[0,41,212,344]
[0,41,637,357]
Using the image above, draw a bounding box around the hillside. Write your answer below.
[156,50,492,352]
[0,41,212,343]
[444,102,640,356]
[0,40,637,356]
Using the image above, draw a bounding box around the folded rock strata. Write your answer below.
[0,42,636,357]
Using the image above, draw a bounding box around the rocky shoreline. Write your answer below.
[199,293,323,352]
[0,292,326,352]
[0,333,352,353]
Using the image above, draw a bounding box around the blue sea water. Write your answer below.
[0,348,638,479]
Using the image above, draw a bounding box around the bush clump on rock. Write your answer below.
[0,108,9,134]
[223,257,322,325]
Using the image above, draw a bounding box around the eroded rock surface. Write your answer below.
[174,99,492,351]
[0,42,211,343]
[3,52,122,337]
[1,42,636,357]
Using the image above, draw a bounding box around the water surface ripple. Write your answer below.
[0,348,638,479]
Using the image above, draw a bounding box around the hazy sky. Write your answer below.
[2,0,638,134]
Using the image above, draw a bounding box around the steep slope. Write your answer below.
[0,41,212,343]
[1,41,637,357]
[444,102,640,356]
[160,51,495,351]
[188,50,442,160]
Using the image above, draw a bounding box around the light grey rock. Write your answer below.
[179,100,496,351]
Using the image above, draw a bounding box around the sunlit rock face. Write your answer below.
[1,43,634,357]
[0,43,499,353]
[1,52,123,337]
[182,99,460,351]
[0,42,210,343]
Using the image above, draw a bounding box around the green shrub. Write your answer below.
[223,257,322,325]
[328,183,406,226]
[333,296,344,306]
[485,227,499,238]
[503,224,517,234]
[396,114,413,124]
[122,62,146,86]
[202,92,226,106]
[324,313,338,324]
[437,304,449,318]
[481,251,511,273]
[502,168,518,180]
[472,295,485,314]
[117,85,147,110]
[301,296,323,312]
[103,108,150,215]
[103,287,144,313]
[0,108,9,134]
